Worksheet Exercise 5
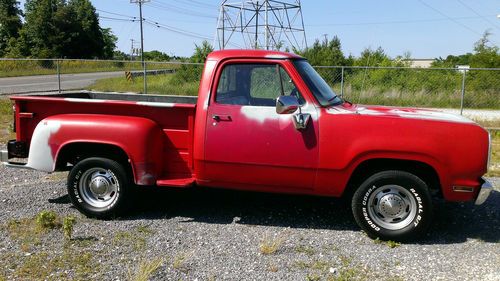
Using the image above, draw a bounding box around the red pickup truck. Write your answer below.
[1,50,493,241]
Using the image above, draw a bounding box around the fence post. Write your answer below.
[460,69,466,115]
[340,66,345,98]
[57,59,61,93]
[143,61,147,95]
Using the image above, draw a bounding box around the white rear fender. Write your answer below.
[27,119,62,172]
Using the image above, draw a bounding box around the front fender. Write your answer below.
[27,114,164,185]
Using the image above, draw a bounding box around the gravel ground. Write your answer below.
[0,162,499,280]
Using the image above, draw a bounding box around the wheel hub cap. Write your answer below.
[89,176,110,196]
[78,167,119,209]
[379,194,406,218]
[367,185,418,230]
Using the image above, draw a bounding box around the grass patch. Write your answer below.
[485,131,500,177]
[259,233,286,255]
[295,245,316,256]
[0,98,15,144]
[127,258,164,281]
[4,211,79,251]
[373,238,402,248]
[44,171,69,182]
[3,250,97,280]
[172,251,193,273]
[0,59,141,78]
[88,74,199,96]
[113,225,154,252]
[294,255,371,281]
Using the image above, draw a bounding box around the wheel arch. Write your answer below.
[55,142,131,169]
[343,158,442,199]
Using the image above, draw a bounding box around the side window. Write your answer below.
[215,63,305,106]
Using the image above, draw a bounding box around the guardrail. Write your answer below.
[125,69,175,81]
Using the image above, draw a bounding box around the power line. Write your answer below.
[99,16,138,22]
[146,1,217,19]
[144,20,212,40]
[96,9,137,20]
[306,15,497,27]
[455,0,500,31]
[177,0,218,9]
[416,0,482,36]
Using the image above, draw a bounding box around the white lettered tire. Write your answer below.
[67,157,130,219]
[351,170,433,241]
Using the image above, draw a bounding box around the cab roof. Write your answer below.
[207,49,304,61]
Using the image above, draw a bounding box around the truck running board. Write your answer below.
[156,177,195,188]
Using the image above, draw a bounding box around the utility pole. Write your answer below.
[130,0,149,94]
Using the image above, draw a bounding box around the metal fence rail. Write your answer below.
[315,65,500,111]
[1,58,499,112]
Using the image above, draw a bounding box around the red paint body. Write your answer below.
[10,50,490,202]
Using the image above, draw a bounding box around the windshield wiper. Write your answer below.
[327,96,343,106]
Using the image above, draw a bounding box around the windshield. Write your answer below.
[293,60,343,107]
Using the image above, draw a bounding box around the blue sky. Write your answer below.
[20,0,500,58]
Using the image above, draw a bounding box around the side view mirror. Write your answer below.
[276,95,299,114]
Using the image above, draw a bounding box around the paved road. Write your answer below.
[0,71,124,94]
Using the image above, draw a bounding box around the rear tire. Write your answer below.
[67,157,130,219]
[351,170,433,241]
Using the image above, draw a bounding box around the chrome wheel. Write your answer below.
[366,185,417,230]
[78,167,120,209]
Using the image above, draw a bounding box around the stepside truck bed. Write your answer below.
[11,91,197,181]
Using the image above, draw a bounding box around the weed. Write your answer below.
[112,224,155,252]
[295,245,316,256]
[6,218,42,251]
[113,231,147,252]
[373,238,402,248]
[63,216,77,240]
[306,274,321,281]
[136,224,155,235]
[172,251,193,273]
[268,263,279,272]
[127,258,164,281]
[45,172,68,182]
[35,210,60,230]
[12,250,97,280]
[386,240,401,249]
[259,233,286,255]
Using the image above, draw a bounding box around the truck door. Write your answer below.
[204,61,319,191]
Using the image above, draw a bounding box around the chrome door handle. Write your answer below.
[212,115,232,122]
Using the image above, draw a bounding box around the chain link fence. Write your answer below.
[1,58,499,111]
[316,66,500,111]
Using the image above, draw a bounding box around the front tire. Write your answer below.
[351,170,433,241]
[67,157,130,219]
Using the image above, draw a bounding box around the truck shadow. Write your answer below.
[124,187,500,244]
[131,187,357,231]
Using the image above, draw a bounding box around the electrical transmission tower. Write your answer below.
[215,0,307,51]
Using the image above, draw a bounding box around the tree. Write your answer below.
[143,50,170,61]
[355,47,391,66]
[7,0,116,59]
[173,41,214,83]
[191,40,214,63]
[299,36,346,66]
[471,30,499,68]
[0,0,22,57]
[102,28,117,59]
